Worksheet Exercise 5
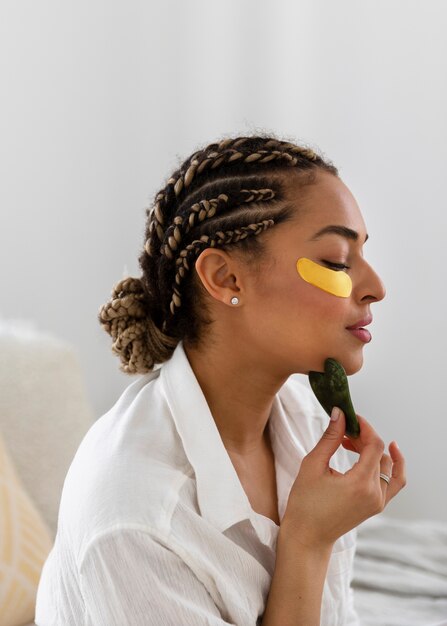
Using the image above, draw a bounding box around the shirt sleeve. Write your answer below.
[79,528,235,626]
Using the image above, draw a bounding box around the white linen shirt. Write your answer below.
[35,341,360,626]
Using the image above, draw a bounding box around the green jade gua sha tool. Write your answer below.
[308,357,361,438]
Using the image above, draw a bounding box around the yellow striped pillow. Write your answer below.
[0,431,53,626]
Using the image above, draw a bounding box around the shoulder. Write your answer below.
[57,368,194,560]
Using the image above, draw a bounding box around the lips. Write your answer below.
[346,315,373,330]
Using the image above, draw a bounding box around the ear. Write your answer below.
[194,248,242,306]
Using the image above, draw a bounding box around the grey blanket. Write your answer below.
[352,515,447,625]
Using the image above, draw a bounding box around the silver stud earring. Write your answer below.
[231,297,239,305]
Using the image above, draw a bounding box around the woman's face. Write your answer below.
[243,171,386,377]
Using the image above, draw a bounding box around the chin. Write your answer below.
[315,347,364,376]
[306,346,365,376]
[341,350,364,376]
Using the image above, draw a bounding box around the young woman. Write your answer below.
[35,135,406,625]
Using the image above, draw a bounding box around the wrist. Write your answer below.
[278,519,335,556]
[262,523,334,625]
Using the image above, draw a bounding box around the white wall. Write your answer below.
[1,0,446,521]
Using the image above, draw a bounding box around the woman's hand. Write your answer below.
[280,409,407,550]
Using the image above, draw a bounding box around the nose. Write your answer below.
[355,260,386,303]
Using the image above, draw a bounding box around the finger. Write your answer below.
[384,441,407,503]
[345,414,378,451]
[308,407,346,468]
[353,415,386,475]
[378,453,393,499]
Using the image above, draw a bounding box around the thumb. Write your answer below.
[310,407,346,465]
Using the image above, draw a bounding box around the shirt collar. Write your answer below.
[160,341,304,535]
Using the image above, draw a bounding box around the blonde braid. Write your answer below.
[154,194,228,260]
[153,187,275,260]
[98,277,177,374]
[146,138,319,251]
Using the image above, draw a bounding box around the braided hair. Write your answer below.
[98,135,338,374]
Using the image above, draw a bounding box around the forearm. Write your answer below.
[261,526,333,626]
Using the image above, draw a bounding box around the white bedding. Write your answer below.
[352,515,447,625]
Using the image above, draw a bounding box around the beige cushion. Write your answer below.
[0,319,95,539]
[0,430,53,626]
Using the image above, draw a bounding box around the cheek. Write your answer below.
[280,292,345,344]
[250,265,348,329]
[290,278,349,326]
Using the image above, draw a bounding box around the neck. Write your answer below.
[183,339,288,456]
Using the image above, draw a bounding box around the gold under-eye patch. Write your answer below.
[296,257,352,298]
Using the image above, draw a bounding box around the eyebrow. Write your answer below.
[309,225,369,243]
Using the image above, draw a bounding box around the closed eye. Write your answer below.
[321,260,350,271]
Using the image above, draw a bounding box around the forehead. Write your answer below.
[281,171,367,238]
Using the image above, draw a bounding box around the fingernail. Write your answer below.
[394,441,400,450]
[331,406,341,421]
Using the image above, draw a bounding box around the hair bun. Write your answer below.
[98,276,177,374]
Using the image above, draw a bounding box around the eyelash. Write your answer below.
[321,260,350,271]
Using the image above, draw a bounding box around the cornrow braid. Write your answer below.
[99,134,339,374]
[146,137,322,250]
[152,193,230,260]
[152,187,276,260]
